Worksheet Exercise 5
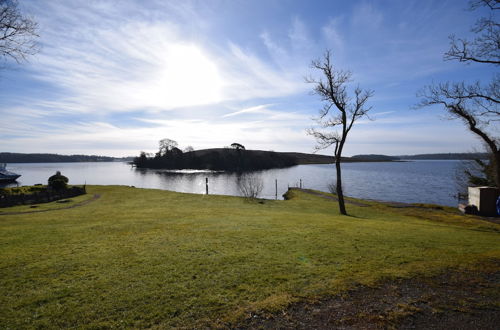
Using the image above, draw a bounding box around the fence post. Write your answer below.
[275,179,278,200]
[300,179,302,189]
[206,177,209,195]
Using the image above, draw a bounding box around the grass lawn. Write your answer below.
[0,186,498,328]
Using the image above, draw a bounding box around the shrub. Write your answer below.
[327,179,346,195]
[48,171,69,190]
[237,174,264,199]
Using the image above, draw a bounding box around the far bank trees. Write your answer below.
[307,50,373,215]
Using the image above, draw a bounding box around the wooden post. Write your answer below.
[206,178,208,195]
[300,179,302,189]
[275,179,278,200]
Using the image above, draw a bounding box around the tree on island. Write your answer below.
[0,0,39,66]
[157,138,179,157]
[417,0,499,188]
[230,143,245,150]
[132,139,297,171]
[307,50,374,215]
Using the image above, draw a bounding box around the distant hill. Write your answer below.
[175,148,337,165]
[351,153,489,161]
[396,153,489,160]
[0,153,130,163]
[268,151,334,164]
[350,154,398,161]
[135,148,299,171]
[133,148,406,171]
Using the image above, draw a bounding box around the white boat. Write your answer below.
[0,163,21,182]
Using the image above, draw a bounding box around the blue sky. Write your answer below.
[0,0,497,156]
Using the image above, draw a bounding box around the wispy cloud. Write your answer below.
[351,2,383,30]
[322,17,345,54]
[221,103,308,121]
[288,16,315,53]
[1,0,488,156]
[19,1,307,116]
[222,104,274,117]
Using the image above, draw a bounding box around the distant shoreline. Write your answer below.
[0,151,488,164]
[0,153,133,163]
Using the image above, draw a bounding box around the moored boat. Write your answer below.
[0,163,21,182]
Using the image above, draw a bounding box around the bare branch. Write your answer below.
[0,0,39,65]
[469,0,500,11]
[445,2,500,65]
[306,127,340,150]
[417,82,499,163]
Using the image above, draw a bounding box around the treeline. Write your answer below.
[0,153,123,163]
[133,148,297,171]
[350,154,397,161]
[351,153,489,161]
[396,153,489,160]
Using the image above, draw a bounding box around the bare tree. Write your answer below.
[306,50,373,215]
[230,142,245,150]
[0,0,38,65]
[417,1,500,187]
[158,138,178,156]
[237,174,263,199]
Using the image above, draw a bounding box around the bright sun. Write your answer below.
[147,44,224,109]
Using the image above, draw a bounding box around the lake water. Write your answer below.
[2,160,462,206]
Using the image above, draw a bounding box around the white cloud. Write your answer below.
[1,111,313,156]
[260,31,288,66]
[221,104,308,122]
[322,18,344,53]
[2,0,487,158]
[31,20,225,112]
[222,104,274,117]
[352,2,383,30]
[288,17,314,53]
[220,43,305,100]
[21,1,306,115]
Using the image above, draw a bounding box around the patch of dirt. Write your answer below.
[236,261,500,329]
[0,194,101,216]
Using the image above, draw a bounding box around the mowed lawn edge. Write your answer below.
[1,185,498,328]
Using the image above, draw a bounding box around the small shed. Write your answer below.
[468,186,500,217]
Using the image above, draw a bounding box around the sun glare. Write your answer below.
[146,45,224,109]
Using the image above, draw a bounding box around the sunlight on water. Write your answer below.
[3,161,460,206]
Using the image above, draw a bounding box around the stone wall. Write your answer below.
[0,186,86,208]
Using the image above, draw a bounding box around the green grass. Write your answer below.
[0,186,498,328]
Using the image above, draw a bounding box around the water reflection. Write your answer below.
[1,161,460,206]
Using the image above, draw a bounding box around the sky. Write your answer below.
[0,0,498,157]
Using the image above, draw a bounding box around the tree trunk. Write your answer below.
[465,116,499,187]
[335,157,347,215]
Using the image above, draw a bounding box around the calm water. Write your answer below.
[2,160,461,206]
